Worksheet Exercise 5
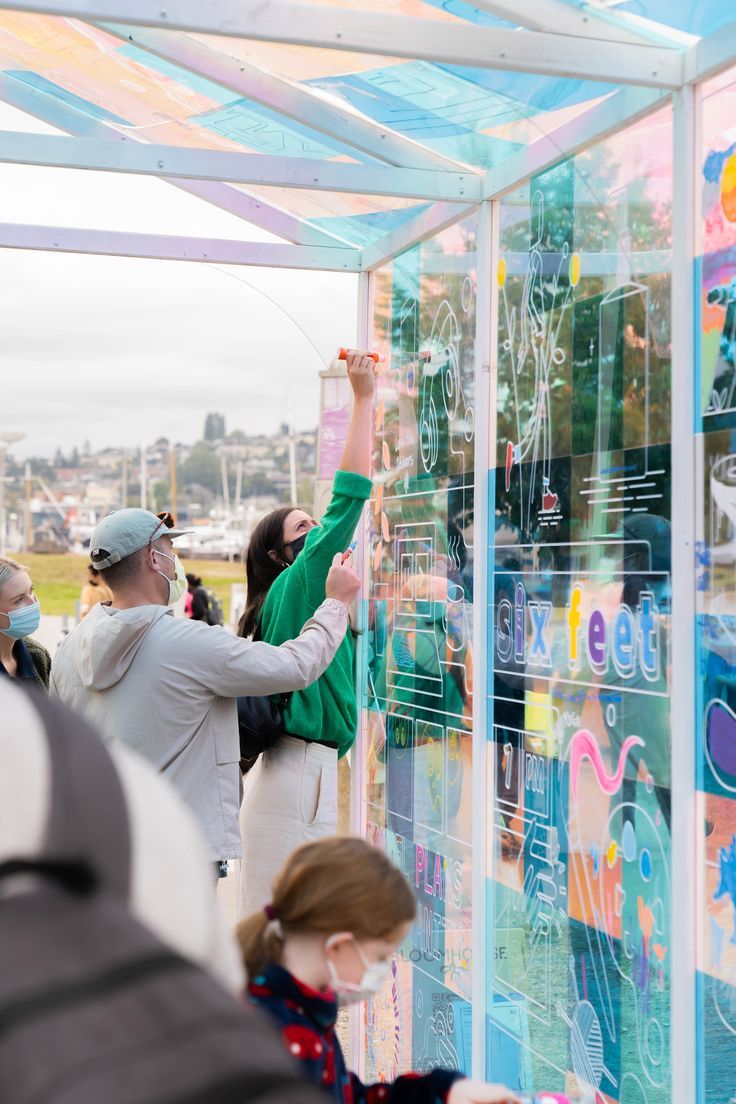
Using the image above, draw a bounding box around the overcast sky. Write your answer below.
[0,101,358,461]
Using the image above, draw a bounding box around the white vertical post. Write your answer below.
[234,458,243,521]
[121,448,128,508]
[140,444,147,511]
[23,461,32,553]
[351,267,374,1076]
[288,428,298,506]
[351,267,374,840]
[670,84,697,1104]
[471,198,496,1079]
[221,455,231,515]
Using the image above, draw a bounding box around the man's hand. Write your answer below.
[345,349,378,401]
[325,552,361,609]
[448,1080,520,1104]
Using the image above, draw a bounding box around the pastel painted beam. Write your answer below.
[0,131,482,201]
[0,0,684,87]
[0,222,363,270]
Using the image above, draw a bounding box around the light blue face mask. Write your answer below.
[0,599,41,640]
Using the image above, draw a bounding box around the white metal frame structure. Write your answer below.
[2,4,736,1103]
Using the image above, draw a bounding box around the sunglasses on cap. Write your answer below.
[148,510,176,546]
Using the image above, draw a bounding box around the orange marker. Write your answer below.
[338,347,381,364]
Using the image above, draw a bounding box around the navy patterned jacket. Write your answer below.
[248,963,462,1104]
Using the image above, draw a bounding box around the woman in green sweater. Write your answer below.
[236,350,376,918]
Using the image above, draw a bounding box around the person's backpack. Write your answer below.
[237,693,288,770]
[0,692,326,1104]
[236,618,288,771]
[205,587,225,627]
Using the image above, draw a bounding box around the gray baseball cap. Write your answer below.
[89,509,192,569]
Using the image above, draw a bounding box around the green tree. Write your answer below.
[179,442,221,494]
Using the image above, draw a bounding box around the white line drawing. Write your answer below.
[557,955,616,1094]
[499,189,576,531]
[585,282,665,534]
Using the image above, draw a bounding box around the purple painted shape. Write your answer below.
[707,701,736,777]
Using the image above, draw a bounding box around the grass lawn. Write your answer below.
[20,553,245,620]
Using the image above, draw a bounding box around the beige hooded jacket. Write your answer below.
[50,597,348,859]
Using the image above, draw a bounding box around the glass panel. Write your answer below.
[695,61,736,1104]
[362,216,477,1079]
[489,107,673,1099]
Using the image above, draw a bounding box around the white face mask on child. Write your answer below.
[324,935,392,1006]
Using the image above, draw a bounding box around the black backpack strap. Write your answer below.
[26,691,132,901]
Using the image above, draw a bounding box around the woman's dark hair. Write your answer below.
[239,506,296,638]
[186,573,202,588]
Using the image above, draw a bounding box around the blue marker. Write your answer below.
[342,540,358,564]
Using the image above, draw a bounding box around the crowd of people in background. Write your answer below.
[0,350,539,1103]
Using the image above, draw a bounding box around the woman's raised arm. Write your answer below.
[338,350,377,478]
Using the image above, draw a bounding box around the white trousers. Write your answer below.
[236,736,338,921]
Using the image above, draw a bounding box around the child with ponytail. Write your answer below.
[237,836,518,1104]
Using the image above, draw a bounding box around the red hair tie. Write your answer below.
[264,904,277,921]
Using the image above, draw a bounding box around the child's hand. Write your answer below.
[448,1079,520,1104]
[345,349,378,400]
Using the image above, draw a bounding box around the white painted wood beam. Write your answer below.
[1,1,684,88]
[684,18,736,85]
[483,86,667,200]
[0,72,352,247]
[0,131,481,200]
[468,0,677,47]
[100,23,472,173]
[361,201,470,270]
[0,221,362,269]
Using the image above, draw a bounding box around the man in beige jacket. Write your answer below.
[51,508,359,868]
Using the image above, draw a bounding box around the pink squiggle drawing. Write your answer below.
[570,728,644,801]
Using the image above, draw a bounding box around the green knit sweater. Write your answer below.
[259,470,372,756]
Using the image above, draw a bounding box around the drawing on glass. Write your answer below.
[696,64,736,1104]
[490,109,673,1103]
[362,218,477,1081]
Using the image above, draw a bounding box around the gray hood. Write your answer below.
[59,602,172,690]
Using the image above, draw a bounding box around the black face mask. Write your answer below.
[284,533,308,562]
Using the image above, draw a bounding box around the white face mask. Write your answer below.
[325,936,392,1007]
[153,549,187,606]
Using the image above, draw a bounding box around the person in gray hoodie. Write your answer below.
[51,508,360,869]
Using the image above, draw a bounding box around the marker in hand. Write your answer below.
[338,347,381,364]
[342,540,357,564]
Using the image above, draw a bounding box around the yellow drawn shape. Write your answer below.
[722,152,736,223]
[569,252,581,287]
[606,840,618,868]
[497,257,507,288]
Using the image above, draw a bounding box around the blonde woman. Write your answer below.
[0,556,50,688]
